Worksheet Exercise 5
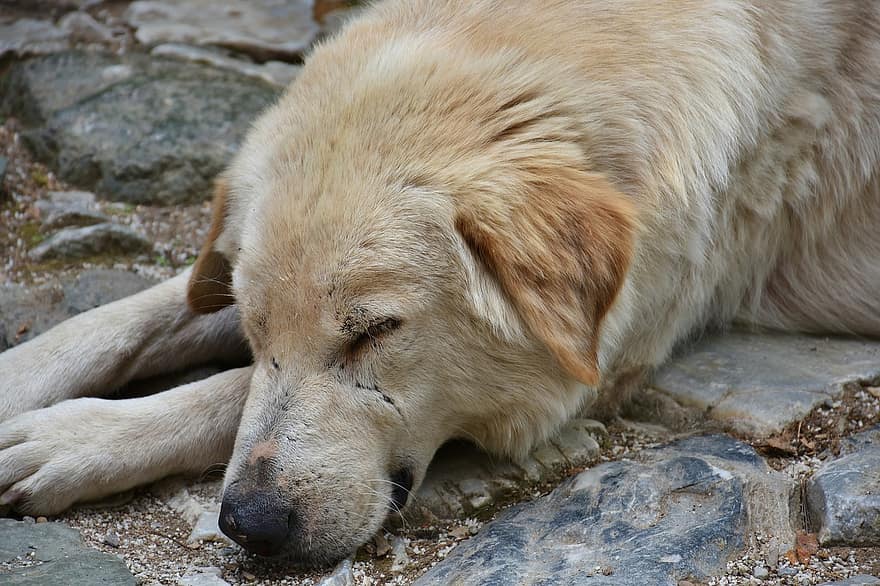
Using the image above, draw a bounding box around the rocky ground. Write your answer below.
[1,1,880,585]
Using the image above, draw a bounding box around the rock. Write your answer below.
[0,19,70,59]
[807,425,880,546]
[102,530,120,548]
[317,558,354,586]
[157,484,206,525]
[651,329,880,436]
[178,567,230,586]
[150,44,301,88]
[0,51,279,204]
[818,577,880,586]
[0,268,156,347]
[58,11,118,45]
[415,435,794,586]
[411,419,606,522]
[0,518,136,584]
[36,190,107,231]
[28,223,152,262]
[753,564,769,579]
[390,536,409,572]
[187,510,230,545]
[125,0,318,60]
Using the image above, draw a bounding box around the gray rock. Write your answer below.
[58,11,119,45]
[1,51,279,204]
[28,223,152,262]
[125,0,318,60]
[411,419,606,522]
[818,577,880,586]
[0,19,70,59]
[102,530,121,548]
[151,44,301,88]
[416,435,794,586]
[317,558,354,586]
[390,536,409,572]
[0,268,156,347]
[807,425,880,546]
[651,329,880,436]
[177,567,229,586]
[35,189,107,230]
[0,518,135,585]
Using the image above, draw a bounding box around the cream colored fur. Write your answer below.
[1,0,878,565]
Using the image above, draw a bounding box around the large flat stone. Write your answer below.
[0,268,156,347]
[28,223,153,262]
[807,425,880,546]
[416,435,793,585]
[0,51,279,204]
[0,519,135,585]
[124,0,318,60]
[410,419,606,522]
[651,330,880,436]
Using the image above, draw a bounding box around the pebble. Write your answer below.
[187,510,230,545]
[103,530,121,548]
[177,566,230,586]
[753,565,769,579]
[317,559,354,586]
[390,536,410,572]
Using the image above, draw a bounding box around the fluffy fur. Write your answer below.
[1,0,878,566]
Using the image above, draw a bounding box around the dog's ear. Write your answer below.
[455,169,637,387]
[187,178,234,313]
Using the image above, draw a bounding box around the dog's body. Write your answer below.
[1,0,879,565]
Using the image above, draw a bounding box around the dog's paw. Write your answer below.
[0,398,138,515]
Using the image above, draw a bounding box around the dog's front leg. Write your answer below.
[0,366,252,514]
[0,268,248,421]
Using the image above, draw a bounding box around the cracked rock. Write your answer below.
[416,435,793,585]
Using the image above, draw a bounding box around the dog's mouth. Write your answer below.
[388,467,414,513]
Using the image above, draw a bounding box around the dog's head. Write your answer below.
[186,30,637,565]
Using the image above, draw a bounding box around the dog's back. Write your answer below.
[296,0,880,372]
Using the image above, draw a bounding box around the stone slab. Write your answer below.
[808,425,880,546]
[411,419,606,522]
[0,518,135,585]
[651,330,880,436]
[0,51,279,204]
[416,435,793,585]
[124,0,318,60]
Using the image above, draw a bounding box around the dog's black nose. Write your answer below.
[219,488,293,557]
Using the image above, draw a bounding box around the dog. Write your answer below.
[1,0,879,567]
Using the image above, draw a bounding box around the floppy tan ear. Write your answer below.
[455,169,637,387]
[187,178,234,313]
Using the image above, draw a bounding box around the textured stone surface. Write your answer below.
[411,419,606,522]
[818,577,880,586]
[0,268,156,347]
[0,51,279,204]
[125,0,318,60]
[151,44,301,88]
[177,566,230,586]
[808,425,880,546]
[28,223,152,261]
[651,330,880,436]
[0,518,135,585]
[0,19,70,59]
[416,435,793,585]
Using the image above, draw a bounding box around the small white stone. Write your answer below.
[187,511,230,545]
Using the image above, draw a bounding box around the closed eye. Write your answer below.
[349,317,402,357]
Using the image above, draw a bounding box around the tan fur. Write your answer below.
[1,0,879,566]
